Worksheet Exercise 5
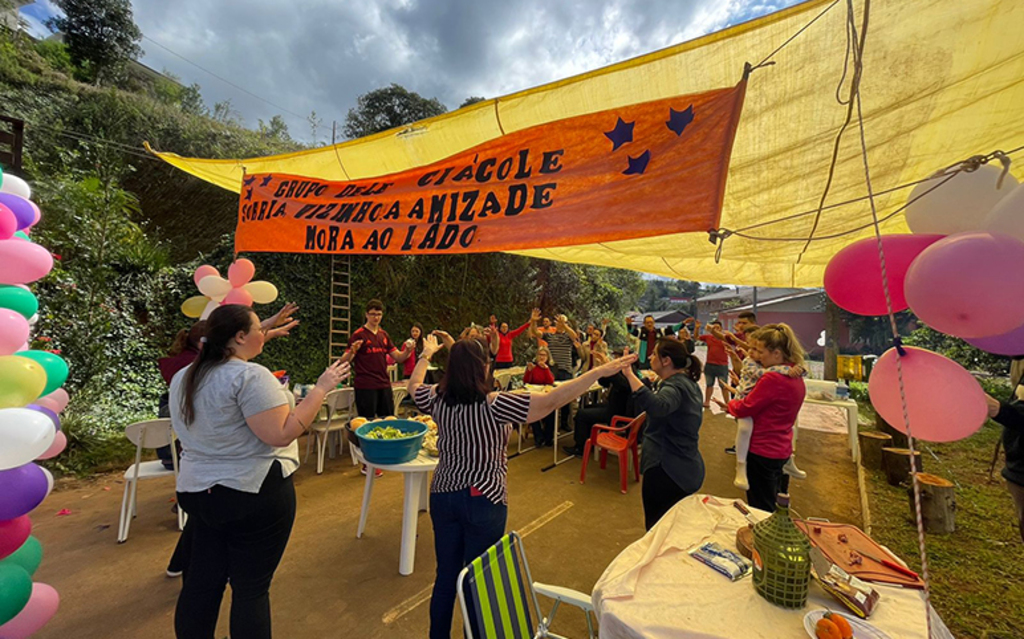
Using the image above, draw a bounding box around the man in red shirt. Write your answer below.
[697,319,731,409]
[343,299,413,418]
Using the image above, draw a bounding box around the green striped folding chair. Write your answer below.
[457,531,596,639]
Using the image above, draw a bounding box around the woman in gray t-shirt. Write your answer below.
[169,304,348,639]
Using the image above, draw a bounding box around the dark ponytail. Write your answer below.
[655,337,702,382]
[179,305,254,425]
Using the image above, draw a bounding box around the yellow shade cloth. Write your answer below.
[149,0,1024,287]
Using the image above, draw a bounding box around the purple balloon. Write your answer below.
[966,322,1024,356]
[0,463,47,520]
[24,404,59,432]
[0,194,34,231]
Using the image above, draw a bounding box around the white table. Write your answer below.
[592,494,952,639]
[516,382,602,470]
[353,447,438,576]
[804,379,860,462]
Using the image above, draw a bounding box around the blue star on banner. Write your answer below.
[243,175,256,186]
[604,117,634,151]
[623,150,651,176]
[260,175,273,187]
[666,105,694,136]
[244,188,253,201]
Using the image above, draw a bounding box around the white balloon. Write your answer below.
[0,408,56,470]
[197,275,232,301]
[41,466,53,497]
[0,174,31,199]
[27,313,37,326]
[905,164,1018,235]
[983,184,1024,242]
[199,299,220,320]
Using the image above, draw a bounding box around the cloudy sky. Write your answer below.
[21,0,798,143]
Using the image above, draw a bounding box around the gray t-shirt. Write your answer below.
[169,359,296,493]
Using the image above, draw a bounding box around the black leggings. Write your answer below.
[746,452,790,512]
[641,465,693,530]
[175,462,296,639]
[354,387,395,418]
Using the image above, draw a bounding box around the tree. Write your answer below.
[307,110,323,144]
[47,0,143,85]
[344,83,447,139]
[460,96,486,108]
[212,99,240,125]
[179,83,206,116]
[259,115,290,142]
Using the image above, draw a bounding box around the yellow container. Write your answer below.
[836,355,863,382]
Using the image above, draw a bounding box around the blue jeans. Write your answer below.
[429,489,508,639]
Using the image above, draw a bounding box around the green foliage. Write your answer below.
[344,83,447,138]
[33,39,75,76]
[258,114,290,142]
[903,324,1009,376]
[179,82,206,116]
[47,0,143,85]
[638,278,700,314]
[460,96,486,108]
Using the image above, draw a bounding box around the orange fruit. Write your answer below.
[815,618,842,639]
[824,612,853,639]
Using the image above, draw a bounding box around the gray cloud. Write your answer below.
[34,0,797,142]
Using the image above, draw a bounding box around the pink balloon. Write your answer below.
[869,346,987,443]
[0,204,16,240]
[904,232,1024,338]
[228,259,256,287]
[824,234,944,316]
[0,515,30,560]
[193,265,219,287]
[26,201,40,228]
[0,240,52,286]
[0,583,59,638]
[222,288,254,307]
[0,309,29,356]
[35,430,66,460]
[38,389,68,413]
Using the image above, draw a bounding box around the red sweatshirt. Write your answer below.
[523,364,555,386]
[496,322,530,363]
[727,371,805,459]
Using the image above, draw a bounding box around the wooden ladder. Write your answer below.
[328,255,351,364]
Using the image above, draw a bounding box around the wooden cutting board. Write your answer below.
[794,520,924,589]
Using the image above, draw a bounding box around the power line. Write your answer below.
[141,35,308,121]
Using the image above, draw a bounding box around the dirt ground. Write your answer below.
[29,410,861,639]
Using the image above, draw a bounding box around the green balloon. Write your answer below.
[0,285,38,320]
[14,350,68,395]
[0,536,41,576]
[0,564,31,625]
[12,231,30,241]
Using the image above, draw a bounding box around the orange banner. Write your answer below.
[236,81,746,255]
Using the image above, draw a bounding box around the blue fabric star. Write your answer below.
[666,105,694,136]
[244,188,253,201]
[623,150,651,176]
[243,175,256,186]
[604,117,634,151]
[260,175,273,187]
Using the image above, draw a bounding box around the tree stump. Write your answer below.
[882,447,923,486]
[910,473,956,533]
[859,431,893,469]
[876,414,909,448]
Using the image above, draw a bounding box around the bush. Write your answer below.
[903,325,1009,376]
[34,39,75,76]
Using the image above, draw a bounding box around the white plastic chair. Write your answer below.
[117,419,185,543]
[305,388,355,474]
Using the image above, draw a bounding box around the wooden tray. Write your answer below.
[794,520,924,589]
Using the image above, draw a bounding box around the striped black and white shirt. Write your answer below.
[545,332,575,375]
[414,385,532,504]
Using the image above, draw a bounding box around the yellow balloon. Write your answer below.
[181,295,209,318]
[245,281,279,304]
[0,355,46,408]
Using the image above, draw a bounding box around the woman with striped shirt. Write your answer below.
[409,334,635,639]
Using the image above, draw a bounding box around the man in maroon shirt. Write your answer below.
[343,299,413,418]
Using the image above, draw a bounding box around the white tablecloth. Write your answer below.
[592,495,953,639]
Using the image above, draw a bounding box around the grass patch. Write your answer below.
[859,403,1022,639]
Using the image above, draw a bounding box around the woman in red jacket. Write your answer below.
[494,318,531,369]
[725,324,806,511]
[523,347,556,445]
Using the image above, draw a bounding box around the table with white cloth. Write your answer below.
[592,494,953,639]
[353,447,438,576]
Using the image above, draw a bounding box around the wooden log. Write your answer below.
[876,414,909,448]
[882,447,923,486]
[910,473,956,534]
[859,431,893,469]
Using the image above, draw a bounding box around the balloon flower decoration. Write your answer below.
[0,171,65,637]
[180,258,279,319]
[824,161,1022,443]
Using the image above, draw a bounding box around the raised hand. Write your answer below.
[594,354,638,377]
[531,308,542,321]
[265,319,300,341]
[349,339,365,353]
[269,302,299,328]
[316,360,351,391]
[422,334,442,358]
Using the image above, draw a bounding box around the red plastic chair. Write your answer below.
[579,413,646,494]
